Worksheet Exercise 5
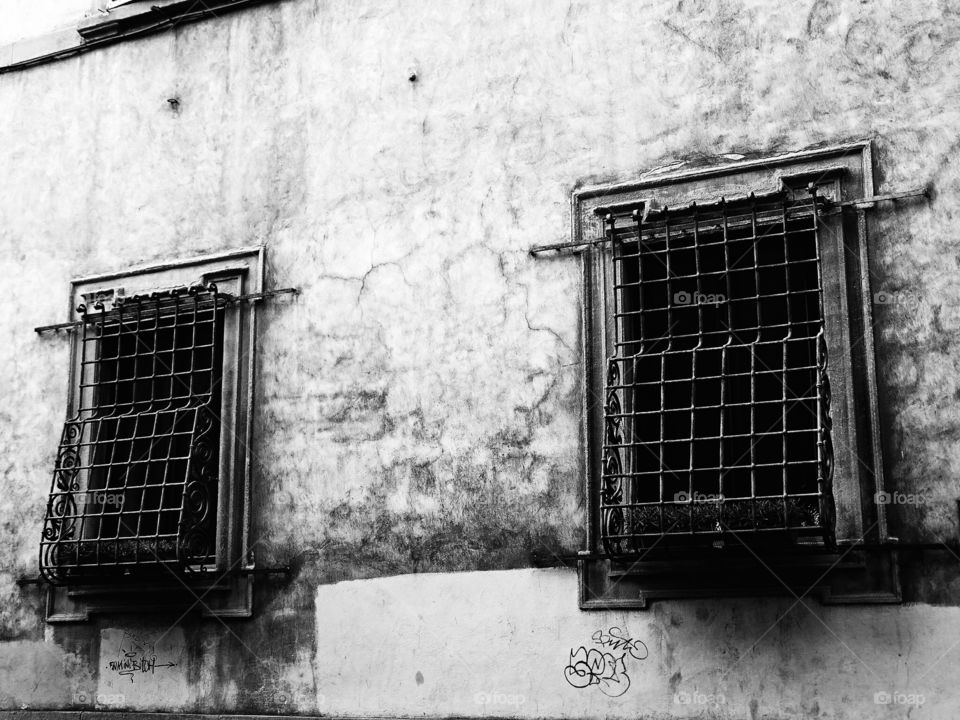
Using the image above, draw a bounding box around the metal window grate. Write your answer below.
[40,285,227,584]
[600,192,834,553]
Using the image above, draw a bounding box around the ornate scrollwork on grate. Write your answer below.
[179,406,220,573]
[39,284,226,584]
[597,194,833,552]
[601,358,626,554]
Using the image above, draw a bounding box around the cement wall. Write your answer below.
[1,0,960,718]
[0,0,92,46]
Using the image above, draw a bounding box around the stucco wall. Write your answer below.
[1,0,960,718]
[0,0,92,46]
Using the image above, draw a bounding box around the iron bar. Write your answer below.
[836,186,930,209]
[568,540,960,562]
[18,565,292,586]
[34,287,298,334]
[530,187,930,256]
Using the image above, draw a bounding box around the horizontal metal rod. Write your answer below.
[530,213,801,256]
[17,565,292,586]
[530,186,931,256]
[837,186,930,208]
[238,565,292,577]
[572,540,959,561]
[837,539,960,551]
[34,287,299,334]
[528,237,606,256]
[229,287,300,304]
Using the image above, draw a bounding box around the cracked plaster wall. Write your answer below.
[0,0,960,717]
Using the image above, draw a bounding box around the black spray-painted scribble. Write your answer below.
[563,647,631,696]
[563,627,648,697]
[591,626,649,660]
[106,654,177,682]
[106,631,177,683]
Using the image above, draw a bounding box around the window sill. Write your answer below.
[45,573,254,622]
[579,547,902,609]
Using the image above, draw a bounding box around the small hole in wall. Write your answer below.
[167,97,181,112]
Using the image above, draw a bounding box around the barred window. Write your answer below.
[570,143,905,607]
[37,248,268,622]
[40,286,226,583]
[600,192,833,551]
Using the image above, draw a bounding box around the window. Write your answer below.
[39,248,264,621]
[41,286,225,580]
[573,142,902,607]
[600,191,830,549]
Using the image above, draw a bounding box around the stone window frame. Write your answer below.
[576,140,902,608]
[43,246,263,622]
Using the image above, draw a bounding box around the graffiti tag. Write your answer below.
[563,647,631,697]
[563,627,648,697]
[105,631,178,683]
[591,626,649,660]
[107,653,177,682]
